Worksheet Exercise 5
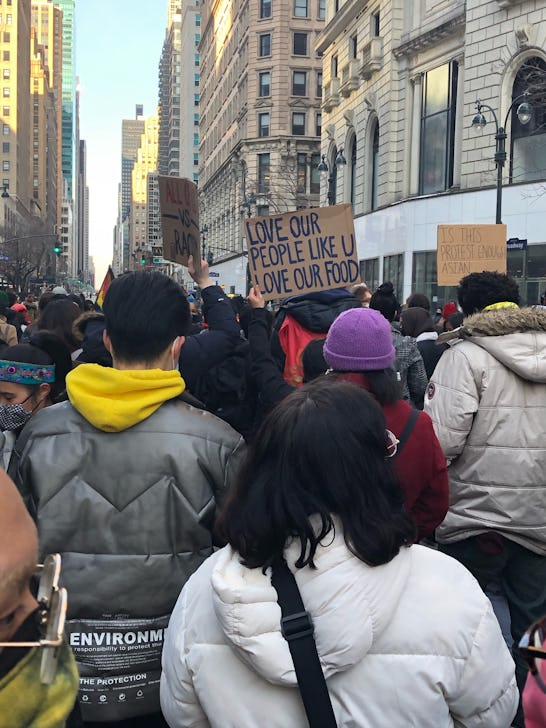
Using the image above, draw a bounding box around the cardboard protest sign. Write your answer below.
[158,176,200,267]
[437,224,507,286]
[246,204,359,301]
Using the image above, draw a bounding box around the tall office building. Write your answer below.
[118,107,145,271]
[0,0,32,235]
[158,0,201,182]
[129,114,158,267]
[198,0,324,287]
[54,0,74,198]
[77,138,89,282]
[31,0,63,233]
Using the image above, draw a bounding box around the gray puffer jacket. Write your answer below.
[10,391,245,722]
[424,306,546,554]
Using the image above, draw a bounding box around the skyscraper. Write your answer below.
[118,107,145,271]
[130,114,158,266]
[54,0,75,198]
[77,138,89,282]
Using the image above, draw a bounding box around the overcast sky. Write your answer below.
[76,2,167,286]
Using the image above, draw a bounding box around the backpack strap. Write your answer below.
[271,557,337,728]
[393,407,420,461]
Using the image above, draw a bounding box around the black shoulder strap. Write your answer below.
[271,557,337,728]
[393,407,420,461]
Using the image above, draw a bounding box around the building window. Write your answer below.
[194,93,199,106]
[194,54,199,67]
[2,142,8,153]
[194,113,199,126]
[297,153,307,193]
[294,0,308,17]
[371,121,379,210]
[292,112,305,135]
[2,88,9,98]
[2,51,9,61]
[193,153,199,166]
[311,153,320,194]
[316,70,323,97]
[510,57,546,184]
[349,136,357,208]
[258,112,270,137]
[293,32,307,56]
[6,13,11,24]
[372,11,380,36]
[383,254,404,303]
[258,153,270,193]
[2,33,9,43]
[292,70,307,96]
[2,160,9,171]
[259,70,271,96]
[260,0,271,18]
[257,204,270,217]
[350,34,358,59]
[2,124,8,135]
[318,0,325,20]
[361,258,380,292]
[315,112,321,136]
[328,147,337,205]
[194,74,199,87]
[193,132,199,146]
[331,54,338,78]
[419,61,458,195]
[2,69,9,79]
[259,33,271,57]
[2,107,9,117]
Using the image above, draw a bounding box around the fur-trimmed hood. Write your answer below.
[72,310,105,342]
[440,307,546,383]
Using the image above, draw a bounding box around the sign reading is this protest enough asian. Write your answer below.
[437,224,507,286]
[246,204,359,301]
[158,175,200,267]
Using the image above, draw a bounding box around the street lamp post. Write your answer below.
[471,94,533,224]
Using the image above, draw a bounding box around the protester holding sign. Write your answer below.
[10,270,245,724]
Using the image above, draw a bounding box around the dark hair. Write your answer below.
[369,281,400,322]
[400,307,435,338]
[446,311,464,330]
[102,271,190,361]
[406,292,431,312]
[302,338,326,383]
[36,299,81,351]
[0,331,72,401]
[217,379,415,570]
[457,271,520,316]
[329,369,401,406]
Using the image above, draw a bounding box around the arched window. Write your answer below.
[371,122,379,210]
[328,146,337,205]
[510,56,546,183]
[349,136,357,208]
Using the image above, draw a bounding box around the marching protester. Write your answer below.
[0,292,18,347]
[0,469,79,728]
[10,269,245,725]
[0,332,72,469]
[425,271,546,728]
[323,307,449,540]
[400,305,448,379]
[34,298,82,357]
[161,379,517,728]
[369,282,427,408]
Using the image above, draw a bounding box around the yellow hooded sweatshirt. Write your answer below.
[66,363,185,432]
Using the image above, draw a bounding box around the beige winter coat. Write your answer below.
[425,306,546,554]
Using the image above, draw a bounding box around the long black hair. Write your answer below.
[217,379,415,570]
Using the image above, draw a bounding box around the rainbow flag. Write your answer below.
[96,266,114,309]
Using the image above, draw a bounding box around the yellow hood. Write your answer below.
[66,363,185,432]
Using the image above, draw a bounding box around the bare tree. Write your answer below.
[0,225,50,294]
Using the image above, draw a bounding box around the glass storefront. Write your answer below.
[412,251,458,307]
[508,243,546,305]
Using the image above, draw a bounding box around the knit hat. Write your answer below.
[323,308,395,371]
[442,301,457,319]
[52,286,68,296]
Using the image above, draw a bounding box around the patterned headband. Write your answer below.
[0,360,55,385]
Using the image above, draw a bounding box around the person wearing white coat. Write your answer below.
[161,380,518,728]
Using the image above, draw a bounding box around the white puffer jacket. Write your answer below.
[424,307,546,553]
[161,529,517,728]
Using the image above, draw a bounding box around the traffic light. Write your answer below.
[53,244,61,256]
[141,255,146,265]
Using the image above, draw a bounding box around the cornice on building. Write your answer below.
[316,1,368,55]
[393,10,465,59]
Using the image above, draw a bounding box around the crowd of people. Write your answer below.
[0,260,545,728]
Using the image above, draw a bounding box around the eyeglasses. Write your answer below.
[519,615,546,693]
[385,429,399,458]
[0,553,67,684]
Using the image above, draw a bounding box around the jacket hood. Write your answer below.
[210,526,412,686]
[439,307,546,382]
[66,363,185,432]
[279,295,360,333]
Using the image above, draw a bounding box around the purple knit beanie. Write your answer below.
[323,308,395,371]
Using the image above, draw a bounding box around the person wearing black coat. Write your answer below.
[400,306,447,380]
